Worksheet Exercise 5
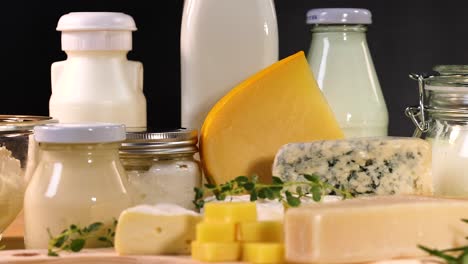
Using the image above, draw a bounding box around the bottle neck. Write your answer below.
[39,142,121,159]
[311,24,368,33]
[65,50,128,60]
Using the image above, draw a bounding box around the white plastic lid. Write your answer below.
[57,12,137,31]
[57,12,137,50]
[306,8,372,25]
[34,123,126,143]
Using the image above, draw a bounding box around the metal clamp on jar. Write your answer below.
[406,65,468,197]
[119,129,202,210]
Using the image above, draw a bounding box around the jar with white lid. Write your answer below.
[23,123,132,249]
[119,129,201,211]
[407,65,468,197]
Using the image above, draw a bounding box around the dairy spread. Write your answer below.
[0,146,24,234]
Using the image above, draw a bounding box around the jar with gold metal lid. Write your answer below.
[119,129,201,210]
[406,65,468,197]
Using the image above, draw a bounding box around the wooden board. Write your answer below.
[0,246,443,264]
[0,231,442,264]
[0,248,441,264]
[0,248,245,264]
[0,237,240,264]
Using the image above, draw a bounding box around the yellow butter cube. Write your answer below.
[204,202,257,223]
[196,221,236,242]
[191,241,241,262]
[242,242,285,264]
[239,221,283,242]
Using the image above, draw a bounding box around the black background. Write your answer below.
[2,0,466,136]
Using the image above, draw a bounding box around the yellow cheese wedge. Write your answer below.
[196,221,236,242]
[200,51,343,184]
[242,242,285,264]
[239,221,283,242]
[285,195,468,263]
[191,241,241,262]
[114,204,201,255]
[203,202,257,223]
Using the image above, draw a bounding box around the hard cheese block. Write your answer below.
[114,204,201,255]
[200,51,343,184]
[284,195,468,264]
[273,137,432,195]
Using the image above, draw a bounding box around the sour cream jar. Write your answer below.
[24,123,132,249]
[119,129,202,210]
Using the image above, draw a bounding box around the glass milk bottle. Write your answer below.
[306,8,388,138]
[50,12,147,132]
[407,66,468,197]
[24,123,132,249]
[181,0,278,131]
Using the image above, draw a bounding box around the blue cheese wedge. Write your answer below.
[272,137,432,196]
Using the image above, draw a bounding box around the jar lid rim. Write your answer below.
[120,128,198,155]
[124,128,197,142]
[423,65,468,87]
[0,115,57,132]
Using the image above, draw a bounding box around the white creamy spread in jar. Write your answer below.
[127,158,201,210]
[0,146,24,234]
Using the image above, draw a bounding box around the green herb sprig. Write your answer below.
[47,219,117,257]
[0,244,5,250]
[419,219,468,264]
[193,174,353,209]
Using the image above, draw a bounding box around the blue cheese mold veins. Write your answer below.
[272,137,433,196]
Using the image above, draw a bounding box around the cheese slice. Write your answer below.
[284,195,468,264]
[200,51,343,184]
[114,204,201,255]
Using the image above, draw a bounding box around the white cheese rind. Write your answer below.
[272,137,432,196]
[284,195,468,263]
[115,203,201,255]
[126,203,199,216]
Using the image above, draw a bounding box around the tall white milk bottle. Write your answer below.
[50,12,147,132]
[180,0,279,131]
[306,8,388,138]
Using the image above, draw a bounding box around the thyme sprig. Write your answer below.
[419,219,468,264]
[193,174,353,209]
[47,219,117,257]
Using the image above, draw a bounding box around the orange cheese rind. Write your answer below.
[200,51,343,184]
